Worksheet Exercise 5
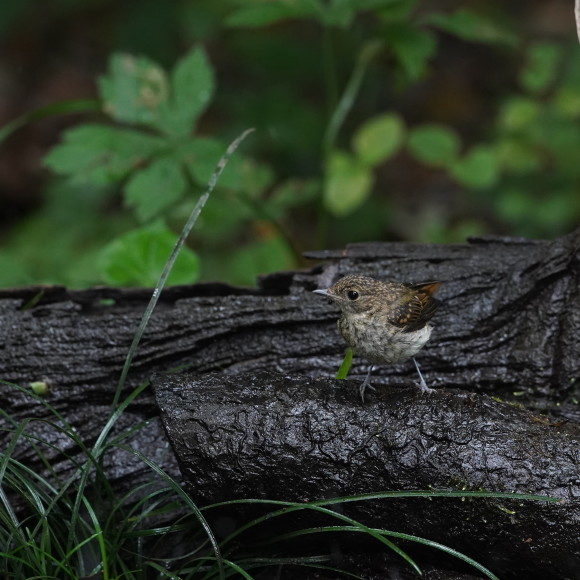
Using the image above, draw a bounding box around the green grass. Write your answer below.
[0,401,560,579]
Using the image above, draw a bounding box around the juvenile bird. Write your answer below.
[313,275,441,402]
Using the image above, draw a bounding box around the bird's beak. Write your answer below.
[313,288,330,297]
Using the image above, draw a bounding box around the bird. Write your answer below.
[313,274,441,402]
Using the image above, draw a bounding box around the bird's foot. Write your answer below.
[413,358,434,394]
[415,377,435,394]
[359,376,375,403]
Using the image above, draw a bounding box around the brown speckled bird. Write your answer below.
[314,274,441,402]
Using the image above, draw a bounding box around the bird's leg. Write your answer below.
[413,358,434,393]
[359,365,376,403]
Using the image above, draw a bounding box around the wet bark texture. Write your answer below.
[1,228,579,578]
[154,372,580,580]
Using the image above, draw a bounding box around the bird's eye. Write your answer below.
[347,290,359,300]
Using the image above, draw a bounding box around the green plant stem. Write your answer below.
[0,99,99,145]
[112,127,255,411]
[322,24,339,117]
[323,39,383,157]
[318,39,383,249]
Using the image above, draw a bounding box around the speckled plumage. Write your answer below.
[314,275,441,401]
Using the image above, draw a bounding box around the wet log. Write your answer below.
[1,228,579,421]
[153,371,580,580]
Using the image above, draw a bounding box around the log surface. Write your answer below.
[153,371,580,580]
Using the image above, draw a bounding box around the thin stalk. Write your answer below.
[323,39,383,156]
[112,128,255,410]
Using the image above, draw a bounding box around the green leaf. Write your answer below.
[195,192,252,242]
[554,88,580,119]
[320,0,355,28]
[324,150,373,216]
[449,145,499,189]
[237,158,276,198]
[336,348,353,379]
[178,137,244,189]
[227,234,296,286]
[428,9,519,47]
[352,112,405,166]
[161,46,215,137]
[99,53,170,127]
[493,138,541,174]
[43,124,165,185]
[407,124,460,166]
[98,222,199,287]
[124,157,187,222]
[495,187,529,224]
[374,0,418,21]
[497,97,540,132]
[225,0,317,28]
[520,42,561,94]
[268,178,320,217]
[386,23,436,81]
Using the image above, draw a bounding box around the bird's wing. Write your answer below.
[387,282,441,332]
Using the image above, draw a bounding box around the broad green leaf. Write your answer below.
[98,222,199,287]
[352,112,405,166]
[407,124,460,166]
[520,42,561,94]
[178,137,244,189]
[449,145,499,189]
[386,23,435,81]
[428,9,519,47]
[161,46,215,137]
[324,150,373,216]
[225,0,317,28]
[497,97,540,132]
[99,54,170,127]
[43,124,165,185]
[124,157,187,222]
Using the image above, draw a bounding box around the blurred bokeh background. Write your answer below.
[0,0,578,288]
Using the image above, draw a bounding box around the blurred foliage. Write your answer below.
[0,0,579,288]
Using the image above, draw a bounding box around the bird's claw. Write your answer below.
[359,379,375,403]
[415,379,434,394]
[413,358,434,393]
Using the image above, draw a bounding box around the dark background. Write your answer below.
[0,0,578,287]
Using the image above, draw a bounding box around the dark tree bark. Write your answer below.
[153,371,580,580]
[0,229,579,578]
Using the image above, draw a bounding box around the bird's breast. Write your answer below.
[338,313,432,364]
